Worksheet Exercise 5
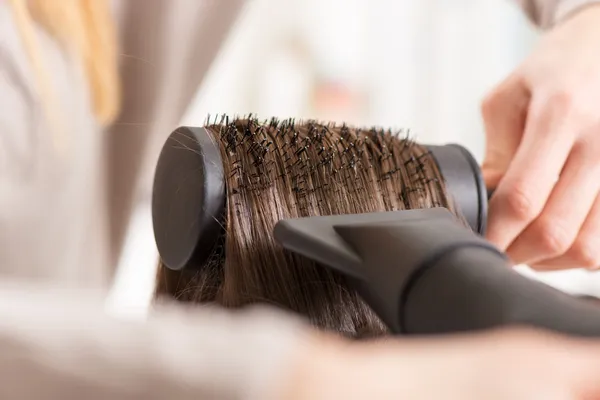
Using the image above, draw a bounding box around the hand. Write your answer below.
[281,328,600,399]
[481,5,600,270]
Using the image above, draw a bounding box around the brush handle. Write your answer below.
[428,144,488,235]
[402,246,600,336]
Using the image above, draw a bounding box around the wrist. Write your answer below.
[273,333,354,400]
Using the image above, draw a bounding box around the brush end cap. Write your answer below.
[427,144,487,235]
[152,126,226,271]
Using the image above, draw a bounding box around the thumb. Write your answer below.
[480,75,530,191]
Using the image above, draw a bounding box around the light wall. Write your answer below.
[185,0,537,155]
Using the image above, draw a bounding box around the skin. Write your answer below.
[483,4,600,271]
[278,328,600,399]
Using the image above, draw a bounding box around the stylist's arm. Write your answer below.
[4,283,600,400]
[483,3,600,270]
[286,328,600,400]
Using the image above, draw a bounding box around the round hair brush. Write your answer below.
[153,125,487,272]
[152,119,600,337]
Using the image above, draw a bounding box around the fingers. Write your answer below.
[505,139,600,265]
[530,192,600,271]
[480,75,529,189]
[485,92,577,251]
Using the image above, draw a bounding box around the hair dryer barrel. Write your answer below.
[402,245,600,336]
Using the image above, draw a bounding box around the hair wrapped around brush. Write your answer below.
[156,116,468,338]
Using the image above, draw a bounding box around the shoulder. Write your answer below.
[0,3,40,184]
[0,2,97,188]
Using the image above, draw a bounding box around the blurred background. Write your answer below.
[106,0,600,314]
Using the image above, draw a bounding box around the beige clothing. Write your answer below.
[0,280,306,400]
[0,0,597,398]
[0,2,109,286]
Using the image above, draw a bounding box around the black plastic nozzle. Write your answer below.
[274,208,600,337]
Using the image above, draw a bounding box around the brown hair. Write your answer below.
[157,117,465,338]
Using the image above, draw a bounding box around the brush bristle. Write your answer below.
[205,114,445,212]
[164,115,456,304]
